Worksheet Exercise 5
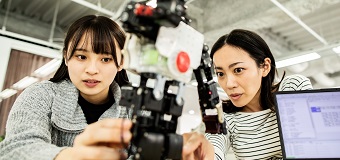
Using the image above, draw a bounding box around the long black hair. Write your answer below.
[210,29,284,113]
[50,15,129,86]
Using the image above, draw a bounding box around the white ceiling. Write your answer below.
[1,0,340,89]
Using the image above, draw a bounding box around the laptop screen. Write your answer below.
[274,88,340,159]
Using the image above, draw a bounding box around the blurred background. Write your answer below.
[0,1,340,156]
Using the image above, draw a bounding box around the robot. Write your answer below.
[118,1,226,159]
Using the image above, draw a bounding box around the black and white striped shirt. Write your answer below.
[206,74,313,160]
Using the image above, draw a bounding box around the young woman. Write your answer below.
[0,14,217,160]
[0,15,133,160]
[184,29,313,160]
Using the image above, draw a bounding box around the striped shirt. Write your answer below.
[206,74,313,160]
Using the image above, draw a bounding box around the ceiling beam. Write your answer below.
[0,9,64,41]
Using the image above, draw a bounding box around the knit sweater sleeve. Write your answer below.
[0,82,66,160]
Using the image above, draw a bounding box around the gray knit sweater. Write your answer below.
[0,79,130,160]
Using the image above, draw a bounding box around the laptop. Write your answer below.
[274,88,340,160]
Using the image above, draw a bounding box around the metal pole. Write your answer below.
[49,0,61,43]
[2,0,12,31]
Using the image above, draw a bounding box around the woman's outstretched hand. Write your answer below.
[182,132,215,160]
[55,118,132,160]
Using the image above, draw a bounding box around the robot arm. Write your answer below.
[193,44,227,134]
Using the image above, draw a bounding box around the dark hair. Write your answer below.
[210,29,284,113]
[50,15,129,86]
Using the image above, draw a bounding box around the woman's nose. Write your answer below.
[85,60,99,75]
[226,75,238,89]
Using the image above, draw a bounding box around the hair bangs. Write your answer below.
[88,23,119,66]
[89,29,114,54]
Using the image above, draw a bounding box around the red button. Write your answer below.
[134,4,144,15]
[176,51,190,73]
[144,6,153,16]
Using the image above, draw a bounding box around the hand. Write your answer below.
[182,132,215,160]
[55,118,132,160]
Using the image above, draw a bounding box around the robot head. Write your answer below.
[123,21,204,83]
[120,0,204,83]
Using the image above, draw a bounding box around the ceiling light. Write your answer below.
[188,110,195,115]
[0,30,62,50]
[33,59,61,78]
[276,52,321,68]
[332,46,340,54]
[12,76,39,90]
[0,89,18,99]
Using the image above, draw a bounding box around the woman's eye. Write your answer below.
[76,55,86,60]
[234,68,244,73]
[101,58,112,63]
[216,72,224,77]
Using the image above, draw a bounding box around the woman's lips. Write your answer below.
[229,93,242,100]
[83,80,100,88]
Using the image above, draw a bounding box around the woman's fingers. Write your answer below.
[56,146,127,160]
[82,146,127,160]
[182,132,215,160]
[182,132,204,154]
[98,118,132,129]
[56,119,132,160]
[182,132,202,160]
[74,128,132,146]
[74,119,132,147]
[74,146,126,160]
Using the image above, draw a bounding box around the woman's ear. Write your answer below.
[118,54,124,71]
[63,50,68,66]
[64,56,68,66]
[262,57,271,77]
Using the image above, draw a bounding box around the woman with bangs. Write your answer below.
[0,15,133,160]
[0,14,243,160]
[182,29,313,160]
